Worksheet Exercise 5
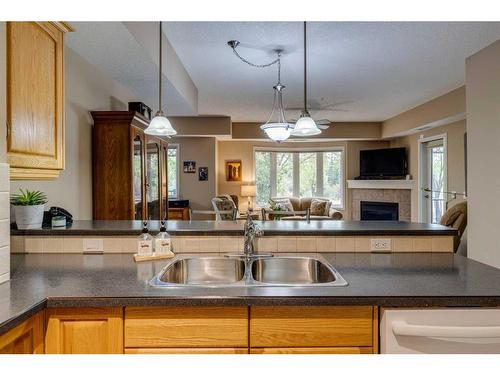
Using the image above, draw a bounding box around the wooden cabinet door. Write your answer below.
[250,347,373,354]
[250,306,374,348]
[125,348,248,354]
[45,307,123,354]
[7,22,70,180]
[0,311,44,354]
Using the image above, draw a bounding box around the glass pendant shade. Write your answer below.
[144,21,177,137]
[145,110,177,136]
[260,83,292,143]
[291,110,321,136]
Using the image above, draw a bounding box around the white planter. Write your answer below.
[14,205,45,229]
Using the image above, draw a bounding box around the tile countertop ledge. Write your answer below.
[2,252,500,335]
[10,220,457,236]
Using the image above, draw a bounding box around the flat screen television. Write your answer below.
[359,147,407,178]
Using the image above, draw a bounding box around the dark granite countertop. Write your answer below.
[2,252,500,335]
[11,220,457,236]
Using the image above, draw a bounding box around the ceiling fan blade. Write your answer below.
[315,119,331,125]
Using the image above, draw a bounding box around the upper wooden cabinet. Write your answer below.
[91,111,169,220]
[7,22,72,180]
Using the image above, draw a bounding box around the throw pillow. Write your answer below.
[270,198,294,212]
[213,197,235,220]
[310,199,328,216]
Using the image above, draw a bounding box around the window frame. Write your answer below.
[167,143,180,199]
[253,146,346,209]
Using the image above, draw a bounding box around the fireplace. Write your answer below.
[361,201,399,221]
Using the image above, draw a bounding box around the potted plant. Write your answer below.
[11,189,48,229]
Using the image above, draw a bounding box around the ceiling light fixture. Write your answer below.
[228,41,292,143]
[145,21,177,137]
[291,21,321,137]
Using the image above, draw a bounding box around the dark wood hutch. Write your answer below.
[91,111,169,220]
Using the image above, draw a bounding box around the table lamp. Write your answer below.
[240,185,256,212]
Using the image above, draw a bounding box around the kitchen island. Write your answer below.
[11,220,458,253]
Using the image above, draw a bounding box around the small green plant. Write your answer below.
[10,189,48,206]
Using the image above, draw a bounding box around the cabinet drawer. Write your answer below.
[250,347,373,354]
[125,307,248,348]
[125,348,248,354]
[250,306,373,348]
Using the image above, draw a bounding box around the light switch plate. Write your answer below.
[83,238,104,254]
[371,238,392,252]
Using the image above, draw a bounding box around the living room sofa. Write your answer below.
[264,197,343,221]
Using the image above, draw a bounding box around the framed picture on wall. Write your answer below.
[198,167,208,181]
[183,160,196,173]
[226,160,242,182]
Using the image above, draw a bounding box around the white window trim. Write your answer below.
[417,133,448,222]
[167,143,180,199]
[253,146,345,209]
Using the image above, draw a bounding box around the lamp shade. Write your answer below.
[240,185,256,197]
[145,111,177,136]
[291,111,321,136]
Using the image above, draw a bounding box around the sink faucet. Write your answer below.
[243,214,263,259]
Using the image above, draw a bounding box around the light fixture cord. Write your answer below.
[303,21,307,110]
[231,46,280,68]
[158,21,163,112]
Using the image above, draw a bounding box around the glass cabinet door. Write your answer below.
[133,135,143,220]
[146,139,160,220]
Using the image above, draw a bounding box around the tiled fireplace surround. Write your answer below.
[350,188,411,221]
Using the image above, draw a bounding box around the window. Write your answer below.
[254,148,344,207]
[167,145,179,199]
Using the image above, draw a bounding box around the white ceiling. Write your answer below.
[163,22,500,122]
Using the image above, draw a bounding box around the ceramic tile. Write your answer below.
[0,164,9,192]
[43,237,64,253]
[277,237,297,252]
[0,245,9,275]
[10,236,24,253]
[199,237,219,253]
[63,237,83,253]
[392,237,413,252]
[296,237,317,252]
[432,236,454,252]
[413,237,433,252]
[355,237,371,252]
[121,237,138,253]
[219,237,239,253]
[171,237,184,253]
[336,237,355,252]
[316,237,336,252]
[183,237,201,252]
[103,238,123,253]
[0,219,9,248]
[258,237,278,252]
[0,192,9,220]
[25,237,43,253]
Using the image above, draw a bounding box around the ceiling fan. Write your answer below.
[287,100,352,128]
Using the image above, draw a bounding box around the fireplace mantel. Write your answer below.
[347,179,415,190]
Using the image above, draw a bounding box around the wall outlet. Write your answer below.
[371,238,392,252]
[83,238,104,254]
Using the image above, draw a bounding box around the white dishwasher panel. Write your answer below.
[380,308,500,354]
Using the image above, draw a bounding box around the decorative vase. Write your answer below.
[14,204,45,229]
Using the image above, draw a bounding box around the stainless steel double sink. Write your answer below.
[149,254,348,287]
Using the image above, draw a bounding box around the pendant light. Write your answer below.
[145,21,177,137]
[291,21,321,137]
[260,51,293,142]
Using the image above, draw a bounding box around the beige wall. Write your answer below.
[466,39,500,268]
[382,86,466,138]
[390,120,467,221]
[10,47,137,220]
[175,137,216,210]
[216,140,389,219]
